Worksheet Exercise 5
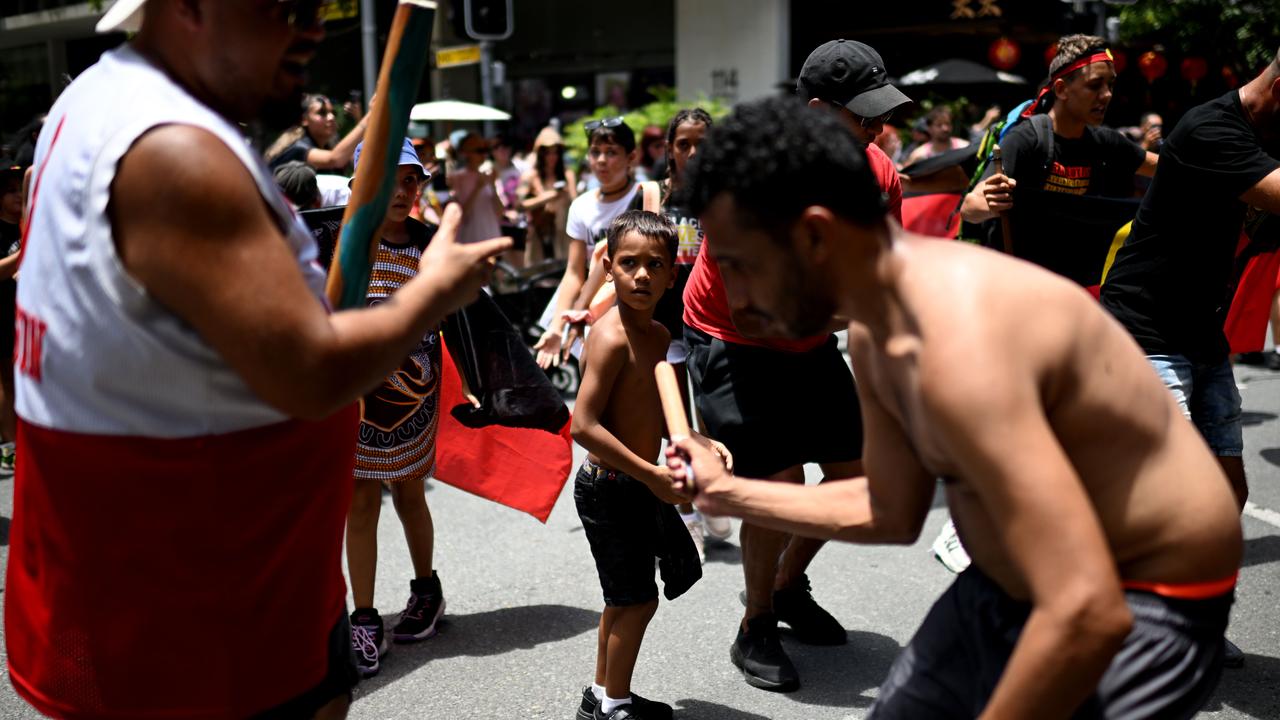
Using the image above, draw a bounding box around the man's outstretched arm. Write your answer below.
[666,374,934,544]
[112,125,509,419]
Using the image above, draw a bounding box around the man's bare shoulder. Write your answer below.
[113,124,264,238]
[901,236,1087,399]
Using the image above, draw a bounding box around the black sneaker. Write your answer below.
[1224,637,1245,668]
[350,608,388,678]
[773,573,847,646]
[730,613,799,692]
[1266,352,1280,372]
[577,687,673,720]
[392,571,446,643]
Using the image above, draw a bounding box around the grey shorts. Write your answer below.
[869,567,1232,720]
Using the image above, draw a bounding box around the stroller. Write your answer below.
[487,258,580,397]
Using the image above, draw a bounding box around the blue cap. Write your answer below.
[352,137,430,180]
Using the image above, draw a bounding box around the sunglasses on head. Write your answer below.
[274,0,335,29]
[826,100,893,128]
[584,116,626,133]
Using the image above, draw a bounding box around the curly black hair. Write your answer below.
[681,96,885,241]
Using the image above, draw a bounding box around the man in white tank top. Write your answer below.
[7,1,509,718]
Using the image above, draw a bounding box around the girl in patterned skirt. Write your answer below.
[345,139,447,677]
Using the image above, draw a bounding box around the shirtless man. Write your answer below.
[666,96,1242,718]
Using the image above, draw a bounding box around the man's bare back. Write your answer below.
[847,234,1242,597]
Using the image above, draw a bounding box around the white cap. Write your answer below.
[96,0,145,34]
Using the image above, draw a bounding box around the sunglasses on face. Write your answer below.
[584,116,626,133]
[826,100,892,128]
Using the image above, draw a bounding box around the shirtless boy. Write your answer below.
[570,210,729,720]
[666,97,1242,719]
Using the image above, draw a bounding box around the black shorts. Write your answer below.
[684,325,863,478]
[574,462,663,607]
[869,567,1232,720]
[253,611,359,719]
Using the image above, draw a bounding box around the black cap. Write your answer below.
[797,40,912,118]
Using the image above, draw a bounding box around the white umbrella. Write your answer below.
[409,100,511,122]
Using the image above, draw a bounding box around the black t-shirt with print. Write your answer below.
[1001,118,1145,280]
[1102,90,1280,364]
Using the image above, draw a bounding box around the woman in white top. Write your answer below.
[534,118,645,368]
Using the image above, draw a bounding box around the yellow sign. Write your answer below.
[436,45,483,69]
[320,1,358,22]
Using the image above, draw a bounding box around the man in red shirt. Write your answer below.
[682,38,908,692]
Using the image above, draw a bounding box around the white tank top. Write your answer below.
[17,45,330,437]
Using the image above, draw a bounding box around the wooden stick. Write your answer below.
[655,361,690,439]
[325,0,437,309]
[992,144,1014,256]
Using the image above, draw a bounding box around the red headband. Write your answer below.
[1022,48,1114,118]
[1051,48,1114,82]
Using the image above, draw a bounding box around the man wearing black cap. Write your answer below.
[681,37,910,693]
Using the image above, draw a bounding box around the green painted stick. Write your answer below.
[326,0,437,309]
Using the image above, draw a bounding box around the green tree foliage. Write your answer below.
[1118,0,1280,76]
[563,86,729,162]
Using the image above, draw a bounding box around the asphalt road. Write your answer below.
[0,364,1277,719]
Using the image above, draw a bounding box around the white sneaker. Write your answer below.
[702,514,733,542]
[683,513,706,564]
[931,519,971,574]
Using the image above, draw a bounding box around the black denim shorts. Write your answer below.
[574,461,662,607]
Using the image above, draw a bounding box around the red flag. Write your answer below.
[901,193,963,239]
[1225,229,1280,354]
[434,341,573,522]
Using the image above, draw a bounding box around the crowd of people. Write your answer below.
[2,0,1279,719]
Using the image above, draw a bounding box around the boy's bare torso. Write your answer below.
[586,308,672,471]
[847,237,1241,599]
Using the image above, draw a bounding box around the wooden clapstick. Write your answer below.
[655,361,690,439]
[991,144,1014,256]
[325,0,437,310]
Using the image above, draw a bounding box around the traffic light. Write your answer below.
[454,0,513,41]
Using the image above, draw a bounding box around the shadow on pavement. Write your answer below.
[1203,652,1280,719]
[784,629,901,710]
[1241,534,1280,569]
[355,603,599,698]
[1240,410,1277,427]
[705,541,742,566]
[1259,447,1280,468]
[673,698,773,719]
[0,515,8,546]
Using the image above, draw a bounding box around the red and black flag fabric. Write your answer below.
[1224,208,1280,354]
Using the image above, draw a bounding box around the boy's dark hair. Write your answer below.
[273,161,321,209]
[587,121,637,154]
[925,105,952,126]
[606,209,678,264]
[681,96,886,243]
[664,107,714,184]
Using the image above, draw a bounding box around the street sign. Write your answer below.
[436,44,483,69]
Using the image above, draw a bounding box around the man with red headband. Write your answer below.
[960,34,1158,274]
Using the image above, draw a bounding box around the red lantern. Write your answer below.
[1110,49,1127,75]
[1222,65,1239,89]
[988,37,1021,71]
[1181,56,1208,89]
[1138,51,1167,84]
[1044,42,1058,66]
